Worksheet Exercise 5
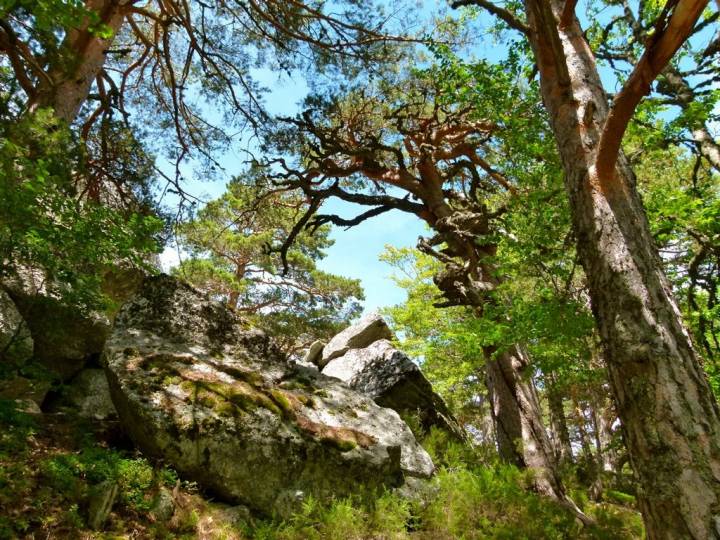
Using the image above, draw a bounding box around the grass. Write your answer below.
[0,399,644,539]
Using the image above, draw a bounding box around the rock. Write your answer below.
[62,369,117,420]
[303,340,325,367]
[13,398,41,414]
[215,504,252,527]
[320,313,393,368]
[0,288,33,368]
[150,487,175,522]
[103,275,434,517]
[5,289,111,381]
[0,265,143,382]
[87,480,118,530]
[323,339,465,440]
[0,376,51,407]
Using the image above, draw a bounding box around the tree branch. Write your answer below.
[451,0,531,35]
[559,0,579,28]
[595,0,709,182]
[309,205,396,232]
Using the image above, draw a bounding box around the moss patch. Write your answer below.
[131,352,376,455]
[295,415,375,452]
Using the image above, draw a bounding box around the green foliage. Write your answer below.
[0,399,643,539]
[381,246,486,418]
[247,463,642,540]
[422,466,574,539]
[0,0,111,37]
[116,458,155,511]
[252,492,410,540]
[175,172,363,353]
[39,447,164,513]
[625,112,720,390]
[0,398,36,455]
[0,110,163,309]
[604,490,636,507]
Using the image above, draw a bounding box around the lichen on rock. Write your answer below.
[103,275,434,517]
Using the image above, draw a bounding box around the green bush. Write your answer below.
[116,457,155,511]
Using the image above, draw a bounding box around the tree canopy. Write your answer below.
[1,0,719,537]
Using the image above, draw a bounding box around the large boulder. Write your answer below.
[0,288,33,368]
[0,376,51,407]
[103,275,433,517]
[302,340,325,366]
[319,313,393,368]
[323,339,465,440]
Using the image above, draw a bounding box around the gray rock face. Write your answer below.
[63,369,117,420]
[323,339,465,440]
[319,313,393,368]
[0,288,33,367]
[150,487,176,522]
[1,266,143,382]
[5,289,110,381]
[0,376,51,407]
[103,275,433,517]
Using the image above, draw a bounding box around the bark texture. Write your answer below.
[485,345,566,495]
[523,1,720,536]
[28,0,128,123]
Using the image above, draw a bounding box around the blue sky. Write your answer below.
[157,66,429,315]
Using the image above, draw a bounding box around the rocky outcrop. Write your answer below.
[319,313,393,368]
[103,275,433,517]
[0,376,51,408]
[1,266,144,382]
[322,322,464,440]
[0,288,33,368]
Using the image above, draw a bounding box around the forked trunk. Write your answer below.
[523,1,720,536]
[485,345,561,492]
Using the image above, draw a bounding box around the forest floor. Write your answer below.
[0,401,644,539]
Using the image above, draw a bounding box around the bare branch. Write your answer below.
[309,205,396,232]
[451,0,531,35]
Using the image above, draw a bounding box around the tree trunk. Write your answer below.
[424,198,586,517]
[573,400,595,463]
[28,0,128,123]
[227,264,247,310]
[484,344,586,517]
[547,374,574,464]
[523,1,720,536]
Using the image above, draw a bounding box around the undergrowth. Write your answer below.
[0,401,644,539]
